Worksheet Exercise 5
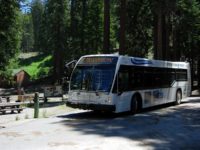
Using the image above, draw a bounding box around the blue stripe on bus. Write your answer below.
[131,58,153,65]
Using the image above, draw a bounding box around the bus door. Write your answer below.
[166,69,176,102]
[152,68,168,105]
[144,68,167,105]
[115,70,132,112]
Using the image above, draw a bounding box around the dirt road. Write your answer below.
[0,97,200,150]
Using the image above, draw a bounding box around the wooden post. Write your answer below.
[34,92,39,118]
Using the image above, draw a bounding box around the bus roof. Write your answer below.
[79,54,189,69]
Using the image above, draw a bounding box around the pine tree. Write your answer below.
[31,0,44,52]
[0,0,21,70]
[21,12,34,52]
[125,0,153,57]
[69,0,103,58]
[46,0,69,82]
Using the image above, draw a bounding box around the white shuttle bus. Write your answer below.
[67,54,191,113]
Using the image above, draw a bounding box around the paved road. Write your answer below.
[0,97,200,150]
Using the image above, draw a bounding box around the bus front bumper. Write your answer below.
[66,101,116,112]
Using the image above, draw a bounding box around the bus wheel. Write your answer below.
[130,95,139,115]
[44,97,48,103]
[175,90,182,105]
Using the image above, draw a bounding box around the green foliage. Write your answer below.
[69,0,103,58]
[45,0,69,81]
[46,0,69,53]
[1,0,200,86]
[110,0,120,51]
[0,0,21,87]
[126,0,153,57]
[17,54,53,80]
[31,0,45,52]
[20,12,34,52]
[0,0,21,70]
[176,0,200,57]
[83,0,103,54]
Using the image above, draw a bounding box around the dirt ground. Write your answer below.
[0,95,74,126]
[0,94,200,150]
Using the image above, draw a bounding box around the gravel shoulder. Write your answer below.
[0,97,75,127]
[0,96,200,150]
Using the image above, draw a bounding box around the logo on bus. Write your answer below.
[131,58,152,65]
[153,90,164,99]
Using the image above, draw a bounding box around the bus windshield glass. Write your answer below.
[70,57,118,92]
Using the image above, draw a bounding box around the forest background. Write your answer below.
[0,0,200,88]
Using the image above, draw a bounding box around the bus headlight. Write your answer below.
[105,96,112,104]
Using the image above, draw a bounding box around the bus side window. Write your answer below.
[176,69,187,81]
[132,68,143,89]
[118,71,129,92]
[143,68,153,88]
[169,69,176,85]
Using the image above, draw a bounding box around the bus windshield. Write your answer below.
[70,65,116,92]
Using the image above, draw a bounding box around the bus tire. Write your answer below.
[175,90,182,105]
[44,97,48,103]
[130,94,140,115]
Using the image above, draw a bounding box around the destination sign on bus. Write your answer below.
[79,57,118,65]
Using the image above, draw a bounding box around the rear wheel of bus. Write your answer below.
[130,94,141,114]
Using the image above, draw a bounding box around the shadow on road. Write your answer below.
[26,101,64,109]
[54,98,200,149]
[182,98,200,104]
[58,110,132,120]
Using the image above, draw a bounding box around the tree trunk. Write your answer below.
[53,1,65,84]
[154,0,163,59]
[163,14,170,60]
[198,58,200,88]
[119,0,126,55]
[103,0,110,54]
[53,49,63,84]
[154,0,170,60]
[81,0,86,53]
[70,0,76,57]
